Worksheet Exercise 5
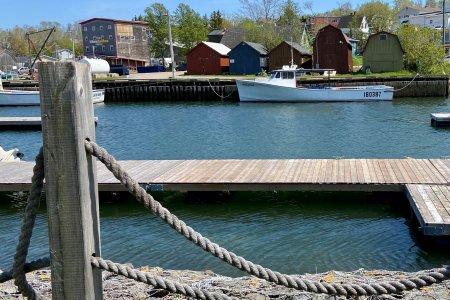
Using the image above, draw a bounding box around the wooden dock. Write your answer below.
[0,117,98,129]
[1,158,449,235]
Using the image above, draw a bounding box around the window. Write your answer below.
[130,36,135,40]
[120,36,125,41]
[110,45,114,51]
[101,35,104,39]
[107,25,112,29]
[83,26,87,31]
[109,35,113,39]
[380,34,387,41]
[430,20,433,24]
[86,46,89,51]
[102,46,105,51]
[92,26,95,31]
[84,36,88,41]
[100,25,103,30]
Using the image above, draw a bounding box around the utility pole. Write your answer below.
[443,0,446,49]
[167,10,176,78]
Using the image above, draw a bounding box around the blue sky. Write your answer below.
[3,0,397,29]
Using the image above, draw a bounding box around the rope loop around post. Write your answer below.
[84,139,450,297]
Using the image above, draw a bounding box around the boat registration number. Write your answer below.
[364,91,381,97]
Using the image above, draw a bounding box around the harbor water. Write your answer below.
[0,97,449,276]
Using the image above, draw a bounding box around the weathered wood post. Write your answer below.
[39,62,102,299]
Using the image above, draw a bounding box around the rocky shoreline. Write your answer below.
[1,266,450,299]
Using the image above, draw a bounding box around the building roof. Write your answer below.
[220,28,246,49]
[208,29,225,36]
[406,5,440,13]
[202,42,231,55]
[240,41,268,55]
[80,18,148,26]
[337,14,363,29]
[286,41,311,55]
[361,31,405,54]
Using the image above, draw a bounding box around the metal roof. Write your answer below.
[80,18,147,26]
[202,42,231,55]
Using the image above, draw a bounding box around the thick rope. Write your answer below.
[1,257,50,283]
[91,256,231,300]
[85,139,450,297]
[12,147,45,300]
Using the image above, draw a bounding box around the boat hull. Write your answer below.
[0,89,105,106]
[0,90,40,106]
[236,80,394,102]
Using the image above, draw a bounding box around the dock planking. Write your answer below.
[1,158,450,235]
[0,158,448,191]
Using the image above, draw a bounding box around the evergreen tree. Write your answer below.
[209,10,224,30]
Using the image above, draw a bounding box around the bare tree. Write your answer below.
[239,0,282,21]
[303,0,314,15]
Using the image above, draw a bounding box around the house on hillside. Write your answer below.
[268,41,312,71]
[186,41,230,75]
[362,32,405,73]
[229,41,267,75]
[313,25,352,74]
[398,5,440,23]
[80,18,150,72]
[0,49,17,72]
[337,14,370,38]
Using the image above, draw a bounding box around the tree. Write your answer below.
[209,10,224,30]
[240,19,283,49]
[239,0,283,21]
[357,1,396,33]
[397,25,446,74]
[327,1,354,16]
[145,3,170,60]
[393,0,416,10]
[173,3,209,56]
[278,0,302,26]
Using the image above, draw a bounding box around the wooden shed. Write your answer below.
[229,41,268,75]
[186,42,231,75]
[268,41,312,71]
[0,49,17,72]
[313,25,352,74]
[362,32,405,73]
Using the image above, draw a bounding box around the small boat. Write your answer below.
[236,67,394,102]
[0,77,105,106]
[0,146,23,162]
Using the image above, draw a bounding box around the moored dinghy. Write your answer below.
[236,67,394,102]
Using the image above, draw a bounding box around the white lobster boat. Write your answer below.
[236,67,394,102]
[0,77,105,106]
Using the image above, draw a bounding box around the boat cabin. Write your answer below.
[257,67,335,88]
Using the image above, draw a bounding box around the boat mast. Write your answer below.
[290,36,294,67]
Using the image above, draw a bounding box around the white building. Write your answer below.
[398,6,440,24]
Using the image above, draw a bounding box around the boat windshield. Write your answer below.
[270,71,294,79]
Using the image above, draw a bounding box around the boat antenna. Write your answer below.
[290,36,294,67]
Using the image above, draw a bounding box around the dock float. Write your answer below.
[0,117,98,129]
[431,113,450,127]
[405,184,450,235]
[1,158,449,235]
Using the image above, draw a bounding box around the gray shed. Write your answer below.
[362,32,405,73]
[0,49,17,72]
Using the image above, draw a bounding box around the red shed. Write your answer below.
[186,41,231,75]
[313,25,352,74]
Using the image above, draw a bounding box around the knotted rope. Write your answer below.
[84,139,450,296]
[11,147,45,300]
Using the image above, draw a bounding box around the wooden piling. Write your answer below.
[39,62,102,299]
